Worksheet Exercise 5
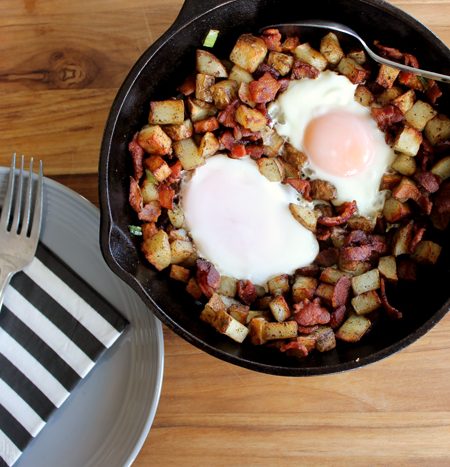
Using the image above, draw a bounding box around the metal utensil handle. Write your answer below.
[0,265,13,310]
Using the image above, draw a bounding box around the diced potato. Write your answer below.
[138,125,172,155]
[248,317,267,345]
[196,49,228,78]
[228,304,250,324]
[294,43,327,71]
[196,73,215,103]
[238,82,256,108]
[141,179,159,204]
[268,51,294,76]
[280,160,300,179]
[380,173,402,190]
[347,216,376,233]
[377,86,403,105]
[170,264,190,282]
[431,156,450,181]
[235,105,267,131]
[168,204,185,228]
[310,180,337,201]
[218,276,237,298]
[392,221,413,256]
[354,85,374,107]
[335,314,371,342]
[296,335,316,353]
[281,142,307,167]
[392,177,420,203]
[168,228,189,242]
[269,295,291,322]
[378,256,398,281]
[173,138,205,170]
[149,100,185,126]
[376,64,400,89]
[229,64,254,84]
[392,89,416,114]
[424,114,450,145]
[351,269,380,295]
[219,295,241,309]
[393,125,423,156]
[144,155,172,182]
[347,49,366,65]
[292,276,317,302]
[164,119,193,141]
[199,132,220,158]
[186,277,202,300]
[289,204,318,232]
[210,79,238,109]
[257,157,285,182]
[320,267,349,285]
[247,310,270,324]
[351,290,382,315]
[315,283,334,305]
[412,240,442,265]
[230,34,268,73]
[320,32,344,65]
[268,274,290,296]
[312,326,336,352]
[405,100,437,131]
[263,321,298,341]
[337,57,367,84]
[382,197,411,223]
[187,97,217,122]
[170,239,195,264]
[338,258,372,276]
[391,153,417,176]
[262,127,285,157]
[142,230,171,271]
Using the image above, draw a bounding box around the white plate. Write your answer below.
[0,168,164,467]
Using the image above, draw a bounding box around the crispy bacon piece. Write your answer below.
[297,325,319,335]
[417,140,434,172]
[196,260,220,298]
[345,230,368,246]
[240,127,262,141]
[332,276,352,308]
[369,234,388,255]
[138,202,161,222]
[218,100,239,128]
[380,173,403,190]
[340,245,373,262]
[230,144,247,159]
[315,247,339,267]
[237,279,257,305]
[431,180,450,230]
[373,41,404,61]
[158,184,175,210]
[178,74,196,96]
[142,222,158,240]
[279,340,309,358]
[246,144,264,159]
[315,227,331,241]
[414,171,440,193]
[249,72,281,104]
[427,80,442,104]
[398,71,425,91]
[380,278,402,319]
[330,305,347,330]
[167,161,182,183]
[403,53,419,68]
[371,105,404,131]
[255,63,280,80]
[318,201,357,227]
[416,194,433,215]
[219,131,235,151]
[278,78,290,93]
[129,177,143,213]
[409,225,426,254]
[293,298,330,326]
[291,61,320,80]
[194,117,219,134]
[129,133,144,181]
[285,178,311,200]
[295,264,320,277]
[261,28,282,52]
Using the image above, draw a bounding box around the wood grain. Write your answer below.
[2,1,450,466]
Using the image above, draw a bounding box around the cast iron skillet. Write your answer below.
[99,0,450,376]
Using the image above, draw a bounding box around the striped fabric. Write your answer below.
[0,244,128,466]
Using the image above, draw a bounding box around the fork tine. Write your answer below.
[11,155,25,233]
[0,154,16,228]
[22,157,34,236]
[30,160,43,240]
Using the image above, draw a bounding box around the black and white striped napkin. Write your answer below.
[0,244,128,467]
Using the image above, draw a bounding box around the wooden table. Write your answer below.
[1,1,449,465]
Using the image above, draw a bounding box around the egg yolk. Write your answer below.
[303,110,375,177]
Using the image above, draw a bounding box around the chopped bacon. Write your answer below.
[293,298,330,326]
[282,36,299,52]
[246,144,264,159]
[279,340,309,358]
[237,280,257,305]
[167,161,182,183]
[194,117,219,134]
[291,61,320,80]
[371,105,404,131]
[230,144,247,159]
[158,184,175,210]
[255,103,270,120]
[138,202,161,222]
[196,260,220,298]
[218,100,239,128]
[417,140,434,172]
[285,178,311,200]
[278,78,290,93]
[129,133,144,181]
[414,171,440,193]
[398,71,425,91]
[403,53,419,68]
[249,72,281,104]
[261,28,282,52]
[129,177,143,213]
[178,74,196,96]
[332,276,352,308]
[142,222,158,240]
[295,264,320,277]
[318,201,357,227]
[409,225,426,254]
[380,173,403,190]
[373,41,404,61]
[315,247,339,267]
[340,245,373,262]
[255,63,280,80]
[369,234,388,255]
[380,278,402,319]
[344,230,368,246]
[416,194,433,215]
[219,131,235,151]
[240,127,262,141]
[330,305,347,330]
[397,257,417,281]
[233,126,243,141]
[315,227,332,241]
[426,80,442,104]
[297,325,319,335]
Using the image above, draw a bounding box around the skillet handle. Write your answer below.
[173,0,234,27]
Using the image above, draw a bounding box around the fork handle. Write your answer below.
[0,266,13,311]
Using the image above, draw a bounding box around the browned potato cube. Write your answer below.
[431,156,450,181]
[168,204,185,228]
[292,276,317,302]
[142,230,171,271]
[392,89,416,114]
[257,157,285,182]
[347,49,366,64]
[173,138,205,170]
[339,258,372,276]
[405,100,437,131]
[382,197,411,223]
[196,73,215,103]
[294,43,327,71]
[392,177,420,203]
[320,32,344,65]
[138,125,172,155]
[199,132,220,158]
[392,221,413,256]
[282,143,307,168]
[351,290,382,315]
[393,126,423,157]
[412,240,442,265]
[149,100,185,125]
[164,119,193,141]
[170,264,190,282]
[351,269,380,295]
[312,326,336,352]
[263,321,298,341]
[210,80,238,109]
[238,82,256,108]
[354,85,374,107]
[170,239,195,264]
[141,179,159,204]
[289,204,318,232]
[424,114,450,145]
[186,277,202,300]
[336,314,371,342]
[347,216,376,233]
[145,155,172,182]
[218,276,237,298]
[310,180,337,201]
[230,34,268,73]
[268,51,294,76]
[235,105,267,131]
[262,127,285,157]
[378,256,398,281]
[228,304,250,324]
[187,97,217,122]
[391,153,417,176]
[196,49,228,78]
[337,57,367,84]
[376,64,400,89]
[315,283,334,305]
[320,267,349,285]
[268,274,290,296]
[377,86,403,105]
[269,295,291,322]
[248,317,267,345]
[229,64,253,84]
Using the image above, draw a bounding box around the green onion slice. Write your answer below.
[128,225,143,236]
[203,29,219,48]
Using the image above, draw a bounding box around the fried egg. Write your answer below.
[271,70,395,217]
[181,155,319,285]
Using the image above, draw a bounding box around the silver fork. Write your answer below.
[0,154,43,308]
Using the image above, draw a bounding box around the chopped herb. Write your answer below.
[128,225,143,236]
[203,29,219,48]
[146,169,158,184]
[418,76,429,89]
